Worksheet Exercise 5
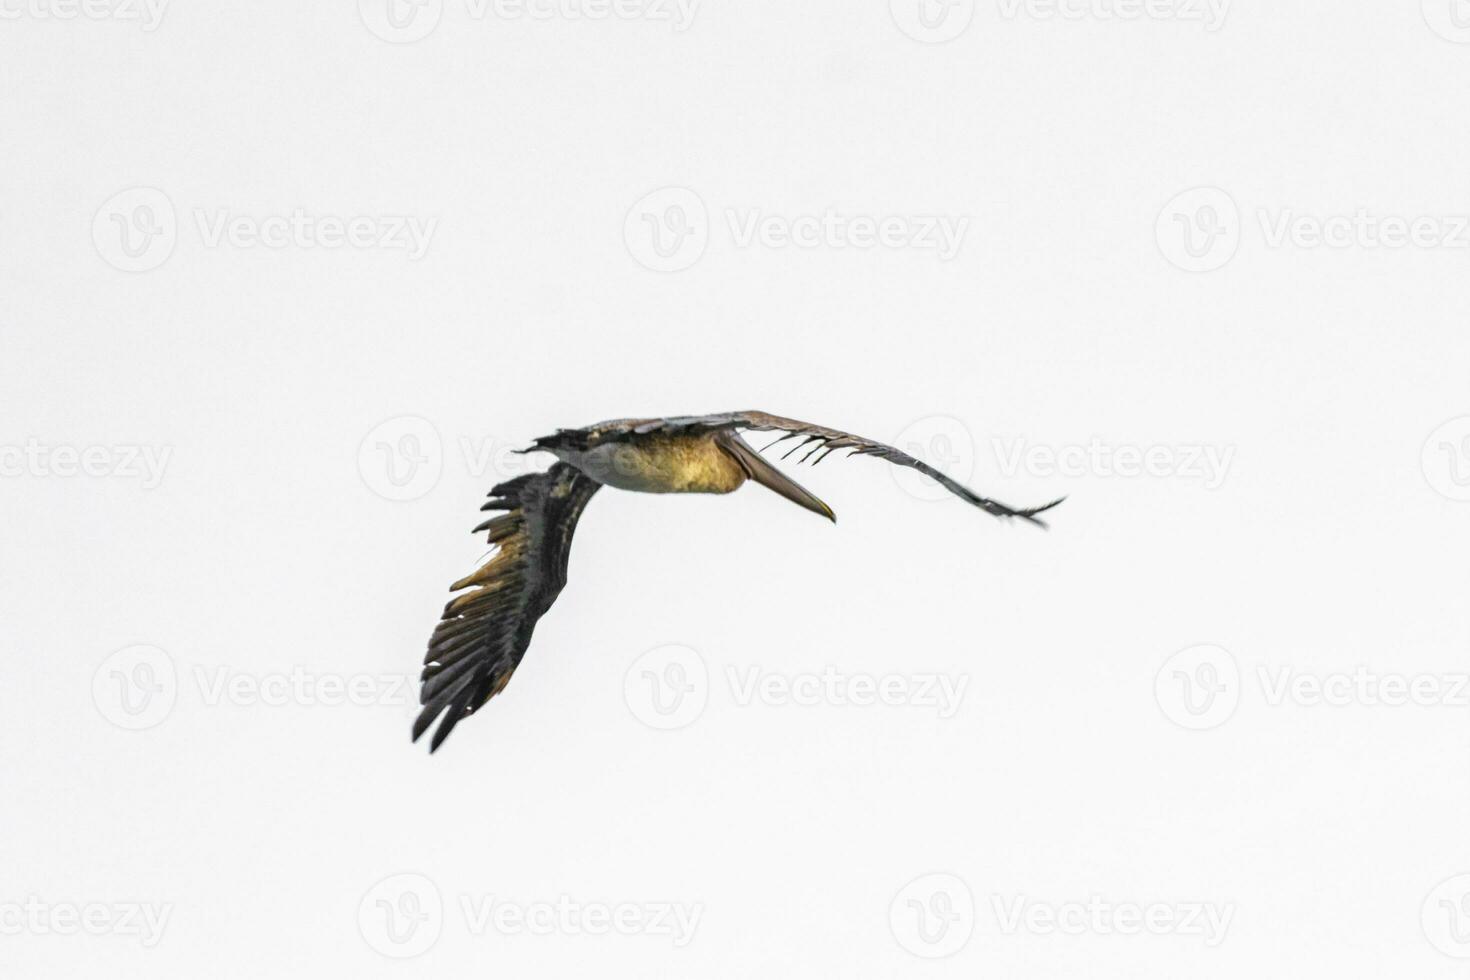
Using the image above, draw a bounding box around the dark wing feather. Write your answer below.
[596,411,1064,527]
[413,463,601,752]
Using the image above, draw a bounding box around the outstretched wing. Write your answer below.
[413,463,602,752]
[591,411,1064,527]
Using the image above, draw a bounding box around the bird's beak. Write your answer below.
[719,432,836,523]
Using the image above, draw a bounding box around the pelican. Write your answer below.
[413,411,1063,751]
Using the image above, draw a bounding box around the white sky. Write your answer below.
[3,2,1469,977]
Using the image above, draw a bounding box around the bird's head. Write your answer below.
[516,429,584,459]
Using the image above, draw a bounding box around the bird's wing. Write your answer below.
[610,411,1064,527]
[413,463,601,752]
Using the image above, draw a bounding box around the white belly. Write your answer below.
[558,445,672,492]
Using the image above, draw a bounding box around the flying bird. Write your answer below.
[413,411,1063,751]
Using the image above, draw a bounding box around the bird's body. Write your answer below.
[551,430,747,494]
[412,410,1063,752]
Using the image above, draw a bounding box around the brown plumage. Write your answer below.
[413,411,1063,752]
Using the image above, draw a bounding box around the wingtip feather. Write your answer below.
[1016,495,1067,529]
[411,703,439,744]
